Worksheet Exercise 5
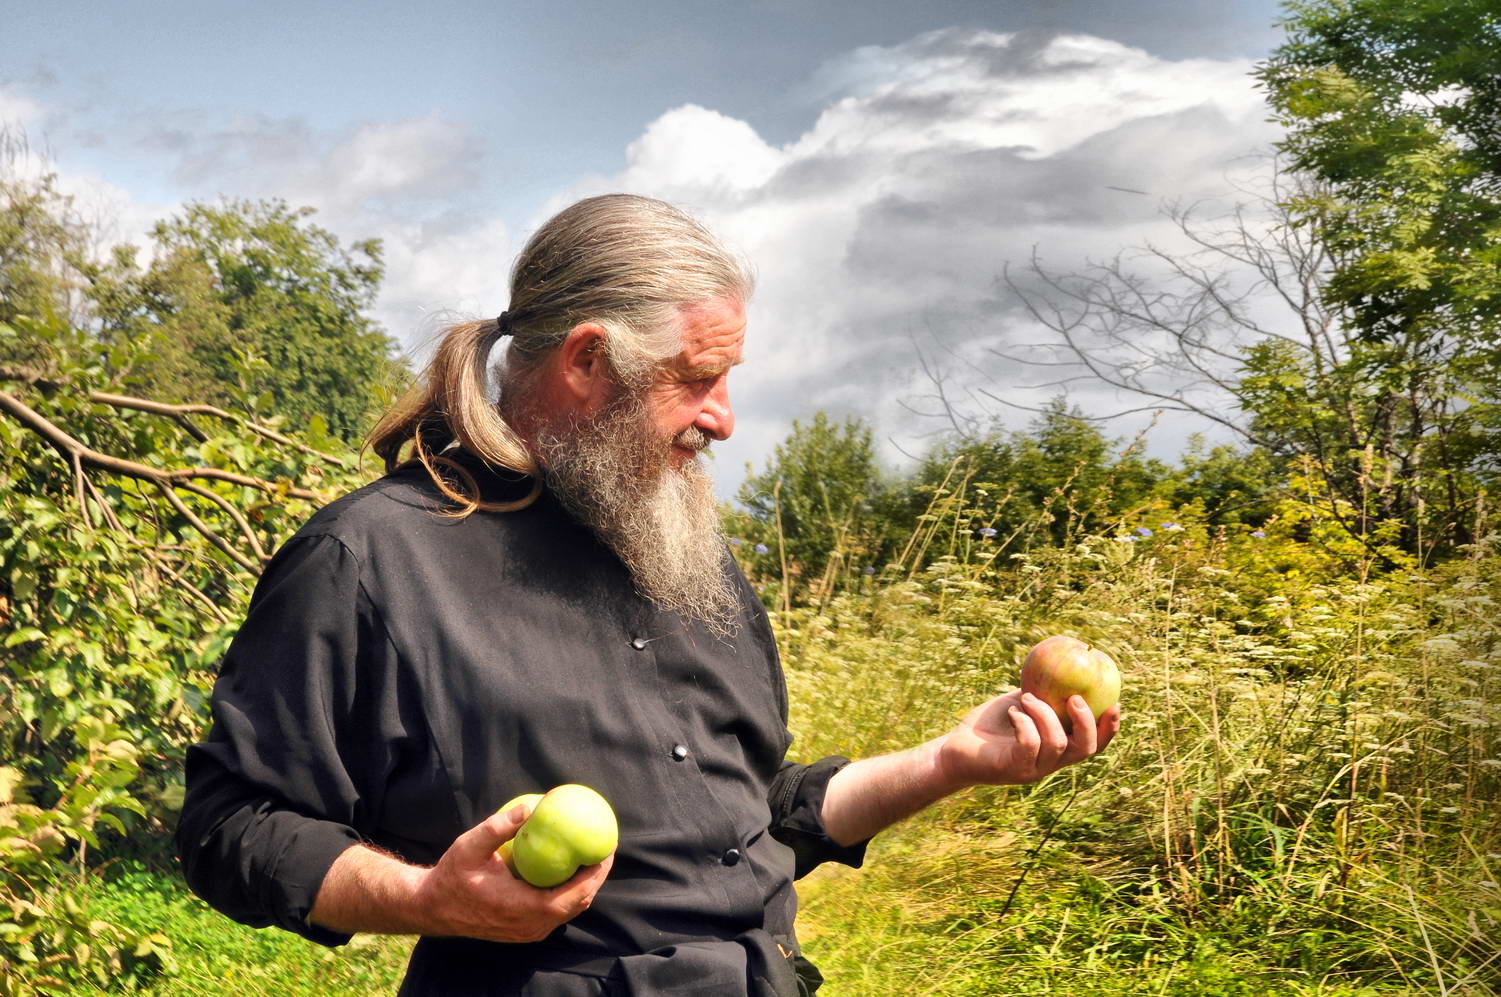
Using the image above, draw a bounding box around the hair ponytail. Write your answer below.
[364,317,543,515]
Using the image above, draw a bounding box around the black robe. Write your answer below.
[176,449,868,995]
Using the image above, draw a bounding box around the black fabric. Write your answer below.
[176,449,868,995]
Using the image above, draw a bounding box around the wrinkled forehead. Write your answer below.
[671,298,747,376]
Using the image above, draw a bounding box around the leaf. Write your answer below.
[0,768,23,806]
[4,627,46,648]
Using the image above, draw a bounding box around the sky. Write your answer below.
[2,0,1293,494]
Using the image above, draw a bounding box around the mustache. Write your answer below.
[674,425,711,453]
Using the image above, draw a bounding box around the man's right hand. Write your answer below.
[413,803,615,943]
[309,803,614,942]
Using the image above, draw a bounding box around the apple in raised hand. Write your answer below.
[1019,635,1121,733]
[501,784,618,888]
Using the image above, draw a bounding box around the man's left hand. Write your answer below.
[937,690,1121,788]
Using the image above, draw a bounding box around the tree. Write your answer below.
[730,413,886,600]
[900,402,1170,555]
[105,199,408,443]
[1257,0,1501,344]
[0,150,92,355]
[991,3,1501,561]
[0,303,370,989]
[1004,170,1492,562]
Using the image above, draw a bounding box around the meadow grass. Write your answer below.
[31,504,1501,995]
[773,500,1501,995]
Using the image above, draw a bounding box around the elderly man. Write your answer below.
[176,194,1120,996]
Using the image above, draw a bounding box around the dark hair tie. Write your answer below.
[495,310,514,336]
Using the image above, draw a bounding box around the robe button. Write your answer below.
[721,848,742,866]
[671,744,689,761]
[630,636,648,650]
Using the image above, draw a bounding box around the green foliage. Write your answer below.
[93,199,409,443]
[0,166,89,346]
[1158,436,1282,527]
[729,413,888,602]
[0,309,375,994]
[1260,0,1501,332]
[1250,0,1501,556]
[1,144,409,444]
[898,404,1172,558]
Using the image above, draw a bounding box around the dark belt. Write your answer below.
[398,928,819,996]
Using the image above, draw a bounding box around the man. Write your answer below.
[177,194,1120,996]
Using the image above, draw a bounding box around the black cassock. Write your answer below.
[176,448,868,996]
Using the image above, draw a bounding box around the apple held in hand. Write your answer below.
[495,792,544,871]
[499,784,618,888]
[1019,635,1121,733]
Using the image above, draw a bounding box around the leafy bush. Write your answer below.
[0,313,373,994]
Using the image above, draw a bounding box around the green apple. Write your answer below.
[1019,635,1121,734]
[504,784,618,888]
[495,792,545,871]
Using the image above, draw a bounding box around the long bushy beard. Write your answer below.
[534,391,740,637]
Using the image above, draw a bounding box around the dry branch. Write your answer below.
[0,364,353,469]
[0,386,335,568]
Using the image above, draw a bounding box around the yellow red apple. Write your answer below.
[1019,635,1121,733]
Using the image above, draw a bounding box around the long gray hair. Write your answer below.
[364,194,753,514]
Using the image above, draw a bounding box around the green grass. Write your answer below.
[73,866,411,996]
[12,508,1501,995]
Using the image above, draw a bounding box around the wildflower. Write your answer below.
[1161,522,1184,532]
[728,537,742,547]
[753,543,770,555]
[1115,535,1137,543]
[1135,526,1153,537]
[1250,530,1266,538]
[977,527,997,538]
[862,566,876,576]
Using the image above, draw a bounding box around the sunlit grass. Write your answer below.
[36,502,1501,995]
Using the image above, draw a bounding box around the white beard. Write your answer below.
[534,391,741,637]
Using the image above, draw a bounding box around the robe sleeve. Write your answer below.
[766,757,870,879]
[175,533,399,947]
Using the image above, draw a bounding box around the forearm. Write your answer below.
[820,734,968,846]
[308,843,433,936]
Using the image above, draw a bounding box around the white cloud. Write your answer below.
[555,28,1282,482]
[3,27,1286,488]
[136,111,507,350]
[0,86,44,133]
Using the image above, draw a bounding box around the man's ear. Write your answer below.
[556,322,612,408]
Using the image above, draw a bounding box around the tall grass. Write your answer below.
[18,469,1497,995]
[759,479,1501,995]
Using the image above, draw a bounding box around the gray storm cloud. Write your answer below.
[558,28,1282,480]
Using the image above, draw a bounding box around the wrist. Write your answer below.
[312,843,436,936]
[405,862,451,935]
[930,731,977,794]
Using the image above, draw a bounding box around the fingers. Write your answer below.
[448,804,530,866]
[1006,705,1040,763]
[1061,695,1099,763]
[1019,693,1069,764]
[1097,704,1122,750]
[539,853,615,921]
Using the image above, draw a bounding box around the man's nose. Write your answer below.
[696,382,735,441]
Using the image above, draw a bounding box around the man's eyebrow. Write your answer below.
[683,357,744,378]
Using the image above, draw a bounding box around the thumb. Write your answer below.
[448,804,530,865]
